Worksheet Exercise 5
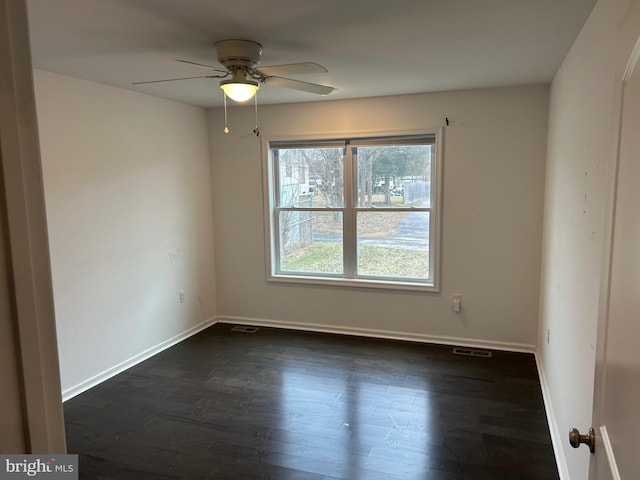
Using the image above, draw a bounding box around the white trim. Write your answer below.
[262,128,443,292]
[0,0,66,452]
[535,352,570,480]
[622,32,640,83]
[217,314,536,353]
[61,318,217,401]
[599,425,621,480]
[266,273,439,292]
[430,127,443,292]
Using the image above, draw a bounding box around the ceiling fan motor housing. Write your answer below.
[215,39,263,69]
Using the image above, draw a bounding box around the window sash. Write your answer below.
[267,131,440,290]
[270,134,435,150]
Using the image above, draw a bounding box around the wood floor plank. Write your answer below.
[64,323,559,479]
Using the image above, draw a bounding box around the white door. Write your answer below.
[584,1,640,478]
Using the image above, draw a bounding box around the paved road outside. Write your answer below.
[313,204,429,250]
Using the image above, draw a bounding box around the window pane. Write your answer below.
[357,211,429,279]
[269,134,439,289]
[356,144,432,208]
[276,147,344,207]
[279,211,343,274]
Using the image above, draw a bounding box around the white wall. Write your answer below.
[538,0,615,477]
[210,86,548,349]
[34,70,217,396]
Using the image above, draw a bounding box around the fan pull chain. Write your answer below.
[253,92,260,136]
[223,93,229,134]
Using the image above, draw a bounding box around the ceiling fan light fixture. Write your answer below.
[220,79,259,102]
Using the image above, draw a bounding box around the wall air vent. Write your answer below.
[452,347,492,358]
[231,325,260,333]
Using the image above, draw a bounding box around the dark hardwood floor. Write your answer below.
[63,323,559,480]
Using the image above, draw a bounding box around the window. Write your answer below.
[264,131,441,291]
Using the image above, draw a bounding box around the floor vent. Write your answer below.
[452,347,492,358]
[231,325,260,333]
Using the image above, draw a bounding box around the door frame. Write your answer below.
[0,0,66,452]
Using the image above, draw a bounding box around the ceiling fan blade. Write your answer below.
[255,62,328,77]
[262,76,335,96]
[132,75,221,85]
[175,58,228,74]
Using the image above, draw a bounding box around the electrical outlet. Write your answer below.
[547,328,550,344]
[179,290,185,303]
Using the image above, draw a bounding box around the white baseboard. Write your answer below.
[61,317,217,402]
[62,315,535,403]
[217,315,536,353]
[62,313,562,478]
[600,426,621,480]
[535,352,570,480]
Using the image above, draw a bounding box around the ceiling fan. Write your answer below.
[133,39,335,102]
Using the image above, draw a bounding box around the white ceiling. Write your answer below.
[26,0,596,108]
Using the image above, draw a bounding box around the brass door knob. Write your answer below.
[569,427,595,454]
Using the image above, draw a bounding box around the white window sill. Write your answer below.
[268,273,439,293]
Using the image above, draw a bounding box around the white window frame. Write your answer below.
[262,128,442,292]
